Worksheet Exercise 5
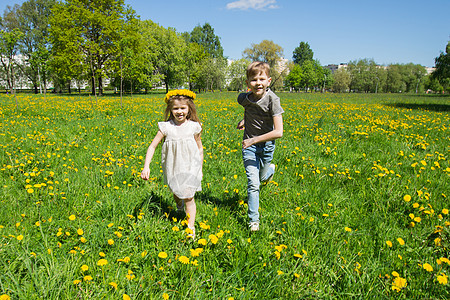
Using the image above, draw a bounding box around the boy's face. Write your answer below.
[246,71,271,100]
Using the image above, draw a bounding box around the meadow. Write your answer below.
[0,91,449,299]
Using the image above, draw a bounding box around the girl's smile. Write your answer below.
[171,99,190,125]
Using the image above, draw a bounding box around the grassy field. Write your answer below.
[0,92,449,299]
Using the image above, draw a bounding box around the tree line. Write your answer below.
[1,0,449,96]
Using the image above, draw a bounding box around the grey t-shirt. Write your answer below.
[237,89,284,139]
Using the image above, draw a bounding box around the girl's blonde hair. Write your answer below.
[164,95,201,125]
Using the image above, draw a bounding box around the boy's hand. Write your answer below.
[236,119,245,130]
[242,137,255,149]
[141,167,150,180]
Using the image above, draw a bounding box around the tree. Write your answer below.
[143,20,186,93]
[432,41,450,93]
[285,59,325,92]
[15,0,56,94]
[0,28,23,108]
[385,64,404,93]
[183,41,208,91]
[292,41,313,66]
[332,67,351,93]
[189,23,224,59]
[227,58,250,91]
[243,40,285,89]
[347,59,381,93]
[285,64,303,91]
[243,40,283,71]
[0,5,23,98]
[192,56,226,91]
[49,0,137,95]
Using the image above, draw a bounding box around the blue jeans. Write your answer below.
[242,141,275,223]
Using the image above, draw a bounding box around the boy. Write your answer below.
[236,61,284,231]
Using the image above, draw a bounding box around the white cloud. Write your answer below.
[226,0,279,11]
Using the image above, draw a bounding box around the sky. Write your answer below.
[2,0,449,67]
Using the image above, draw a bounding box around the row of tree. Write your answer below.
[1,0,449,96]
[286,42,449,93]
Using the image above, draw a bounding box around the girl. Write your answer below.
[141,89,203,239]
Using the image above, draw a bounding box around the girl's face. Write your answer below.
[170,99,190,125]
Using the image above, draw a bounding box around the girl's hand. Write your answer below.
[141,167,150,180]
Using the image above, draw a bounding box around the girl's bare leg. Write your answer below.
[173,194,184,211]
[184,198,196,229]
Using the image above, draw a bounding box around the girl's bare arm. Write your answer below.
[141,130,165,180]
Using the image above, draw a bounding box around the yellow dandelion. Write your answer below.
[442,208,449,215]
[69,215,76,221]
[73,280,81,285]
[108,239,114,245]
[123,294,131,300]
[158,252,168,259]
[392,276,407,292]
[17,235,24,241]
[81,265,89,272]
[208,234,218,244]
[178,255,189,264]
[423,263,433,272]
[397,238,405,245]
[403,195,411,202]
[437,273,448,285]
[109,282,118,289]
[84,275,93,281]
[386,241,393,247]
[163,293,169,300]
[97,259,108,266]
[198,239,207,246]
[77,228,84,235]
[274,251,281,260]
[344,227,352,232]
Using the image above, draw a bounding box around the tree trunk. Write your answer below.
[98,75,103,96]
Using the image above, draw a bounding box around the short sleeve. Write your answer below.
[270,93,284,116]
[157,122,168,136]
[237,92,249,106]
[192,121,202,135]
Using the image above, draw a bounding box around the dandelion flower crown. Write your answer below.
[164,89,196,103]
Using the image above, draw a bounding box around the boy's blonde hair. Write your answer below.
[246,61,270,79]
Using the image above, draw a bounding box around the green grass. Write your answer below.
[0,92,449,299]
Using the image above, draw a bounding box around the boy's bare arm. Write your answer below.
[237,119,245,130]
[242,115,283,149]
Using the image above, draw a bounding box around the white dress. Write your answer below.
[158,120,202,199]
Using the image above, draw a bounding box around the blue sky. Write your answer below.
[3,0,449,67]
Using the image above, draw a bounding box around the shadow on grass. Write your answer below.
[132,191,178,220]
[384,102,450,112]
[133,190,246,223]
[195,190,248,226]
